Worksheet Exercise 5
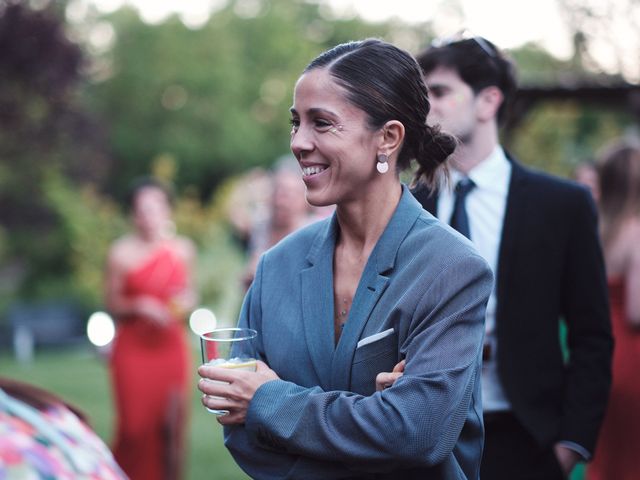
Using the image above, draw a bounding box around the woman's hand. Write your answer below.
[168,289,198,319]
[198,361,279,424]
[375,360,405,391]
[135,295,172,326]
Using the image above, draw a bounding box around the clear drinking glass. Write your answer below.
[199,327,258,415]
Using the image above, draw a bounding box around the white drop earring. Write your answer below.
[376,154,389,174]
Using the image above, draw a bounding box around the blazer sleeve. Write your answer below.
[239,252,492,473]
[558,188,613,453]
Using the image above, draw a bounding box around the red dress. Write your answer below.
[110,246,192,480]
[587,278,640,480]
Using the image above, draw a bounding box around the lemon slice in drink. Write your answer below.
[219,359,257,371]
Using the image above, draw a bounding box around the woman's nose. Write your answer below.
[290,127,313,158]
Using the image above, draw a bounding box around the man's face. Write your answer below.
[423,66,478,144]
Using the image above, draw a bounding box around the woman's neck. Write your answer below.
[335,182,402,255]
[135,229,170,245]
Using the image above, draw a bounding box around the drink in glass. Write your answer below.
[199,327,257,415]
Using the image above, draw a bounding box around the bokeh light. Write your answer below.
[189,308,217,335]
[86,311,115,347]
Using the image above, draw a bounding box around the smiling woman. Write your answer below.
[197,38,493,479]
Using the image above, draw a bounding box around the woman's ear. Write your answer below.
[379,120,405,157]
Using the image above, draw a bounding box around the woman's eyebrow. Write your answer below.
[289,107,338,117]
[307,107,337,117]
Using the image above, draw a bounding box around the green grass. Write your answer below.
[0,344,587,480]
[0,343,249,480]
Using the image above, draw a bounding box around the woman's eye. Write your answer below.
[314,119,332,129]
[289,118,300,132]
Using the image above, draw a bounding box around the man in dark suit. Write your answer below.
[412,37,613,479]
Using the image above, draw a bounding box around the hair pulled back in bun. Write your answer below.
[304,38,454,186]
[414,125,457,186]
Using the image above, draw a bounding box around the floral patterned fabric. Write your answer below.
[0,391,127,480]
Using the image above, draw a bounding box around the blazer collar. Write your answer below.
[305,185,422,272]
[301,186,422,389]
[300,218,337,387]
[372,185,424,273]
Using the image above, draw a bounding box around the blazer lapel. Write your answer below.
[330,187,422,390]
[300,217,338,388]
[330,270,390,390]
[496,157,529,319]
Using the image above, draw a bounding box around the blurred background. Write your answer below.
[0,0,638,478]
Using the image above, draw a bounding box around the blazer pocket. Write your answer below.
[350,331,398,396]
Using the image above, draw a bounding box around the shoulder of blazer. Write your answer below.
[262,217,332,266]
[497,153,596,286]
[507,153,589,201]
[506,152,594,211]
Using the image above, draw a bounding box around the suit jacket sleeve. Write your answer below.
[559,188,612,453]
[233,251,492,474]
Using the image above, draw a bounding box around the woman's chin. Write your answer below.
[305,192,335,209]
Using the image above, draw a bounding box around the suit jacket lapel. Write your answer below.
[300,217,338,388]
[330,187,421,390]
[496,157,529,321]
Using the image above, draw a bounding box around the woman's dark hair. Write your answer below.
[304,38,456,186]
[416,37,517,125]
[124,176,175,212]
[597,140,640,245]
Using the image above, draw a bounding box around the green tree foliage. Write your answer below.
[43,173,126,309]
[507,102,630,177]
[0,1,110,303]
[505,43,634,175]
[84,0,391,199]
[510,42,587,86]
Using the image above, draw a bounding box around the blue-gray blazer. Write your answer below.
[225,186,493,479]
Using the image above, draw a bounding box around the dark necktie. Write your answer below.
[449,177,476,239]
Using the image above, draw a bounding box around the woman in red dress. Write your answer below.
[587,142,640,480]
[105,178,197,480]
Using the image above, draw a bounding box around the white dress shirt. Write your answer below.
[437,146,512,412]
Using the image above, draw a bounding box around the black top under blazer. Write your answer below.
[412,155,613,454]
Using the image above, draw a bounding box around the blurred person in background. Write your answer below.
[242,157,315,289]
[105,177,197,480]
[587,140,640,480]
[0,377,127,479]
[411,35,612,479]
[572,159,600,203]
[225,167,273,253]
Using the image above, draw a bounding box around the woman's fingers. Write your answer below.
[375,371,403,392]
[198,378,228,396]
[374,360,406,391]
[201,395,247,425]
[392,359,406,373]
[201,393,242,411]
[198,365,240,384]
